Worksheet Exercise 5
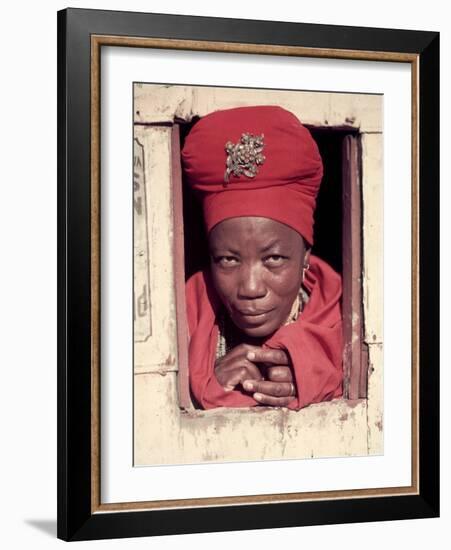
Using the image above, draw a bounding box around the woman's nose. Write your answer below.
[237,264,267,299]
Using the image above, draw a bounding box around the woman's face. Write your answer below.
[208,217,308,338]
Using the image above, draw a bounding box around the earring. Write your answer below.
[302,262,310,282]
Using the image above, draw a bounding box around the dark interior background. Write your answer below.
[180,120,355,280]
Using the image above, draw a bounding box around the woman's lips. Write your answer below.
[233,308,274,324]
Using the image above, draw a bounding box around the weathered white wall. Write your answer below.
[134,127,179,374]
[135,369,368,464]
[135,83,382,132]
[361,133,384,452]
[133,85,383,465]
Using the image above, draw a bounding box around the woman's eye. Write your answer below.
[264,255,286,266]
[215,256,239,267]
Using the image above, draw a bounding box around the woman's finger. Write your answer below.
[222,364,263,391]
[222,367,250,391]
[246,348,290,366]
[224,359,262,381]
[242,379,295,398]
[253,392,296,407]
[217,357,262,378]
[266,366,293,382]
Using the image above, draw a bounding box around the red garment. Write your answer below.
[186,254,343,410]
[181,105,323,245]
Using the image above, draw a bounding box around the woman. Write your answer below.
[181,105,343,410]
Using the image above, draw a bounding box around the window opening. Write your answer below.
[175,121,368,408]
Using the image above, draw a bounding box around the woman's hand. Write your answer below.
[214,344,264,392]
[242,348,297,407]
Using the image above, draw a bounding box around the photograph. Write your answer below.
[133,83,383,466]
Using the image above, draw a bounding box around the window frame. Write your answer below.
[172,121,369,408]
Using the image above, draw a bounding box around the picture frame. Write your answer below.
[57,7,439,541]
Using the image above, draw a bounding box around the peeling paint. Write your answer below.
[164,354,175,366]
[345,399,363,410]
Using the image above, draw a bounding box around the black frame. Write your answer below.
[57,7,439,541]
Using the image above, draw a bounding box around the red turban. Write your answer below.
[181,105,323,245]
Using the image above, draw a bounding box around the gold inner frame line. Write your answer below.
[90,34,420,514]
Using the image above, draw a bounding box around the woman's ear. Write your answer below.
[302,247,311,283]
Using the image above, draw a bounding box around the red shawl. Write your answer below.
[185,254,343,410]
